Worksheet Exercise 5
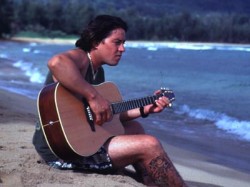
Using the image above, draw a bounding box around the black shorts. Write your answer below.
[33,121,113,171]
[46,146,113,171]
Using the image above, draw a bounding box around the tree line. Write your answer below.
[1,0,250,43]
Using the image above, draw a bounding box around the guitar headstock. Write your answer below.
[160,88,175,102]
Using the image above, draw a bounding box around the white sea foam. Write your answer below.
[29,42,38,46]
[177,105,250,141]
[0,53,8,58]
[22,48,31,52]
[126,42,250,52]
[216,116,250,141]
[22,47,41,54]
[33,50,41,54]
[13,60,45,83]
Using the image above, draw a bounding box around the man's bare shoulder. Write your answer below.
[63,48,89,68]
[64,48,87,61]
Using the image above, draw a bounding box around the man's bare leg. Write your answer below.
[105,122,186,187]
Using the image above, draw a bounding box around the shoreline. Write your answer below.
[9,36,250,47]
[1,87,250,186]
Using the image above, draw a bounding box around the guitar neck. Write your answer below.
[111,95,160,114]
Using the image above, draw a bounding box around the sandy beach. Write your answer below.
[1,81,250,187]
[1,37,250,187]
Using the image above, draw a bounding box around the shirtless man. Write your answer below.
[33,15,186,187]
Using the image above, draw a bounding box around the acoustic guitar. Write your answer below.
[37,81,175,160]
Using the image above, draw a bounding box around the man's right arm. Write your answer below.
[47,50,112,125]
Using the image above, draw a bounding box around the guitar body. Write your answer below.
[37,82,125,160]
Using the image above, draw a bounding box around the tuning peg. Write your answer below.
[161,87,170,91]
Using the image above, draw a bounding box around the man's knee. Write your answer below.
[142,135,162,149]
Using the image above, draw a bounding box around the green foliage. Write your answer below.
[15,31,45,38]
[0,0,14,38]
[15,31,77,39]
[1,0,250,43]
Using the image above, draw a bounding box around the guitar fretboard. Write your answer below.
[111,91,174,114]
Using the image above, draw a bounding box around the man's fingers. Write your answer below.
[95,113,102,125]
[95,109,113,125]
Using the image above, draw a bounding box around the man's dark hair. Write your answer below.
[75,15,128,51]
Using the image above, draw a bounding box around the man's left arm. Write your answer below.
[120,93,170,122]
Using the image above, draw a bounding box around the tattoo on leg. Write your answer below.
[133,163,151,183]
[148,153,185,187]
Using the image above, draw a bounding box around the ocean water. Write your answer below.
[0,40,250,144]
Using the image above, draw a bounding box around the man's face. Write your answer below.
[97,28,126,66]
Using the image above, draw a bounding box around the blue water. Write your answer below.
[1,40,250,143]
